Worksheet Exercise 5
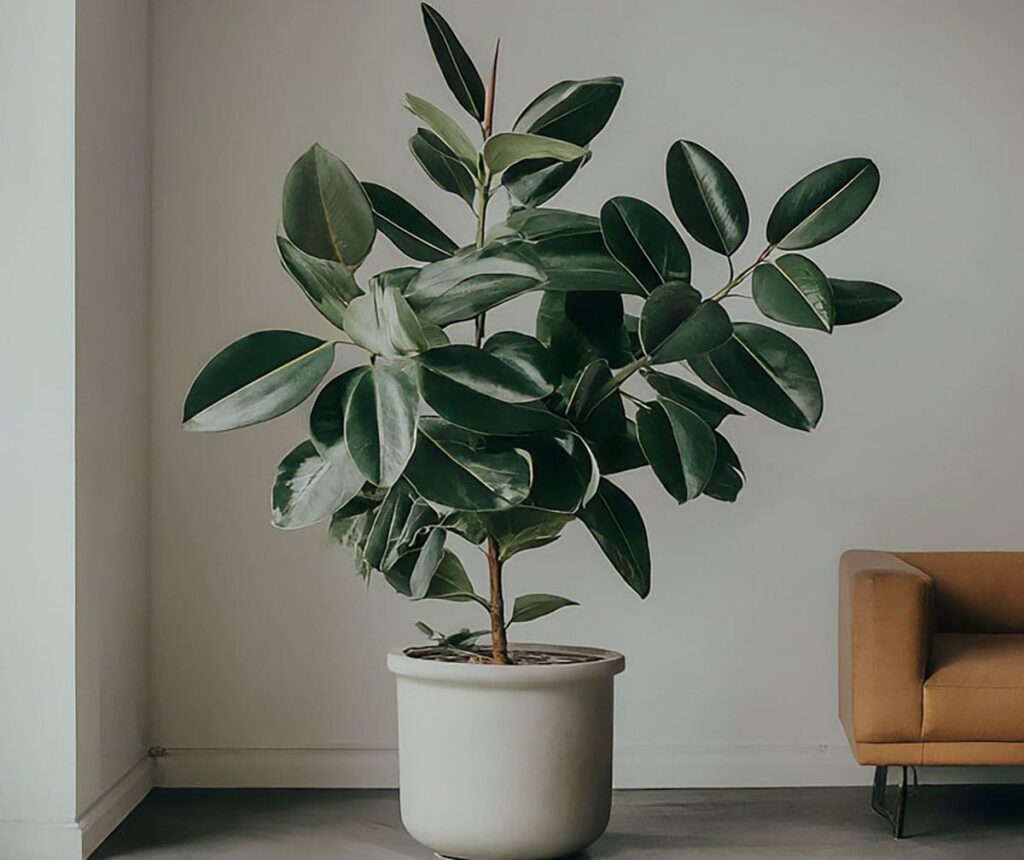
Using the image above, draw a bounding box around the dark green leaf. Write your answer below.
[517,233,642,295]
[421,3,485,121]
[483,332,559,392]
[343,279,429,356]
[636,400,716,503]
[362,183,457,263]
[481,509,573,561]
[704,433,744,502]
[505,207,599,240]
[404,418,532,511]
[282,144,375,267]
[419,344,551,402]
[514,76,623,145]
[589,421,647,474]
[344,359,420,486]
[404,243,544,324]
[766,158,880,250]
[277,236,359,329]
[752,254,834,332]
[309,366,369,461]
[409,527,446,598]
[688,322,823,431]
[639,284,733,362]
[509,593,579,624]
[641,369,740,428]
[503,155,589,208]
[537,291,630,376]
[666,140,748,256]
[183,331,334,432]
[362,482,437,571]
[439,509,486,545]
[375,266,420,293]
[427,551,479,601]
[580,478,651,598]
[272,440,364,530]
[513,433,598,513]
[404,94,477,166]
[409,128,476,206]
[482,133,586,175]
[830,278,902,325]
[600,196,691,291]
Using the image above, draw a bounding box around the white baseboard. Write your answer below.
[153,743,1024,790]
[0,755,152,860]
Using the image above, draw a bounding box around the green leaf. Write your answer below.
[277,236,359,329]
[344,359,420,486]
[481,509,573,561]
[704,432,744,502]
[505,207,599,240]
[483,332,559,392]
[309,366,369,461]
[513,433,599,513]
[440,510,487,545]
[766,158,880,250]
[343,280,429,357]
[409,527,446,598]
[636,400,717,503]
[420,3,485,121]
[362,182,457,263]
[641,369,740,428]
[282,144,375,267]
[509,593,579,624]
[752,254,834,332]
[565,359,618,426]
[404,418,532,511]
[589,421,647,475]
[375,266,420,293]
[428,551,480,601]
[362,482,438,572]
[665,140,748,256]
[404,243,544,325]
[183,331,334,432]
[419,344,550,402]
[830,278,902,325]
[482,133,586,175]
[503,155,589,208]
[580,478,651,598]
[537,291,630,376]
[688,322,823,431]
[409,129,476,206]
[639,284,733,362]
[404,94,478,167]
[272,440,364,530]
[600,196,691,292]
[513,76,624,145]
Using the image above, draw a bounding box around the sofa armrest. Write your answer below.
[839,550,933,746]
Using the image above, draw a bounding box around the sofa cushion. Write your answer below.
[923,633,1024,741]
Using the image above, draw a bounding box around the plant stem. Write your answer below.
[583,355,651,420]
[486,535,509,664]
[711,244,775,301]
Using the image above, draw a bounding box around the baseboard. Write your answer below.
[153,743,1024,790]
[0,821,83,860]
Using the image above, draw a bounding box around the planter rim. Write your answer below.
[387,643,625,686]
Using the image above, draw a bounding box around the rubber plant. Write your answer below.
[183,3,902,666]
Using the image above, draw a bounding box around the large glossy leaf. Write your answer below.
[589,420,647,475]
[282,144,375,267]
[600,196,691,292]
[309,366,368,461]
[537,291,630,376]
[184,331,334,432]
[830,278,902,325]
[509,593,579,624]
[404,94,477,167]
[580,478,651,598]
[409,129,476,206]
[388,548,479,603]
[277,236,359,329]
[505,207,600,240]
[639,283,733,362]
[641,369,740,428]
[483,332,559,392]
[704,432,744,502]
[513,433,598,513]
[419,344,550,402]
[404,243,544,325]
[636,400,716,503]
[420,369,566,434]
[480,509,574,561]
[420,3,485,121]
[409,527,446,598]
[565,359,618,427]
[482,133,586,175]
[344,359,420,486]
[362,183,457,263]
[766,158,880,250]
[503,154,589,208]
[343,280,429,357]
[362,482,437,571]
[404,418,532,511]
[688,322,823,431]
[666,140,748,256]
[752,254,834,332]
[271,440,364,530]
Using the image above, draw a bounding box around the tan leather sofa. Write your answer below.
[839,550,1024,836]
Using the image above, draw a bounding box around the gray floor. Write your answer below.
[94,786,1024,859]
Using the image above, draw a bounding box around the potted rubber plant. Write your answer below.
[182,4,902,858]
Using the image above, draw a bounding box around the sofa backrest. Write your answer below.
[898,552,1024,633]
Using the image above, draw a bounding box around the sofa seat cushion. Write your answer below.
[923,634,1024,741]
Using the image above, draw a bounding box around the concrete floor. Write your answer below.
[94,786,1024,859]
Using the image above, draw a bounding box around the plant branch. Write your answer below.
[711,244,775,301]
[486,535,509,664]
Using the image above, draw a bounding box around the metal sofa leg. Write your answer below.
[870,765,908,838]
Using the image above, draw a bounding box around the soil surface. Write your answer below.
[403,645,601,665]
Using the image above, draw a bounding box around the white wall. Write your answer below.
[149,0,1024,788]
[0,0,80,851]
[75,0,153,846]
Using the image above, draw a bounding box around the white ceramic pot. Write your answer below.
[387,644,625,860]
